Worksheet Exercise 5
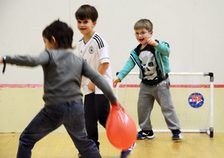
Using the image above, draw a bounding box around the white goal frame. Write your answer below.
[116,72,214,137]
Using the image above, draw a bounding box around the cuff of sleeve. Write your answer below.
[3,56,7,62]
[2,56,7,73]
[100,58,110,64]
[116,74,123,81]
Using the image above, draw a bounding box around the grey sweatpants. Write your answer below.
[137,78,180,131]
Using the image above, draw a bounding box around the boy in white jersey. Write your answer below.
[75,3,112,149]
[75,4,134,158]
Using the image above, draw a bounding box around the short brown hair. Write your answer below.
[75,4,98,22]
[134,19,153,32]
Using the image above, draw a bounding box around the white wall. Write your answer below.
[0,0,224,133]
[0,0,224,83]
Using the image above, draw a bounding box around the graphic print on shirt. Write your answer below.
[139,50,158,80]
[88,46,94,54]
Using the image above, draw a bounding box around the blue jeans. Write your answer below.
[17,101,101,158]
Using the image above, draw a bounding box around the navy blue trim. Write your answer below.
[93,34,104,49]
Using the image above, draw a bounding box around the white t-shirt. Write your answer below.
[77,32,113,95]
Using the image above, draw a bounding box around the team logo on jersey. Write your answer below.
[89,46,94,54]
[188,92,204,108]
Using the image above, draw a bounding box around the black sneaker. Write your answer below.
[172,133,183,141]
[137,130,155,140]
[78,153,82,158]
[171,129,183,141]
[120,143,136,158]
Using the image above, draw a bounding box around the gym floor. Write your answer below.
[0,132,223,158]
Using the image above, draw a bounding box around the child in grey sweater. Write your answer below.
[0,20,118,158]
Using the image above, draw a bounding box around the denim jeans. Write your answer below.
[16,101,101,158]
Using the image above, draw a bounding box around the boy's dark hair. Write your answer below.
[134,19,153,32]
[42,20,73,49]
[75,4,98,22]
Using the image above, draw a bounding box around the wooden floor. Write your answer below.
[0,132,224,158]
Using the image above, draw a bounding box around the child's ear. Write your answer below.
[51,36,58,48]
[93,21,97,26]
[51,36,57,43]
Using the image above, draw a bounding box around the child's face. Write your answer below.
[76,19,96,36]
[43,37,57,49]
[135,28,152,45]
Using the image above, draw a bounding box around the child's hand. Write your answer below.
[0,57,3,64]
[88,81,95,91]
[113,78,121,87]
[111,102,124,111]
[147,38,158,47]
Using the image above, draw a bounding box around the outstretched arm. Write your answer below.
[1,51,49,67]
[114,56,136,85]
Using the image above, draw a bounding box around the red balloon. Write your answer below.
[106,104,137,150]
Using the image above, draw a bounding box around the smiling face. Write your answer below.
[135,28,152,46]
[76,18,96,37]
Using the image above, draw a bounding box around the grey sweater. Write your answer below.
[5,49,117,105]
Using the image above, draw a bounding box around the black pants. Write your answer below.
[84,93,110,149]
